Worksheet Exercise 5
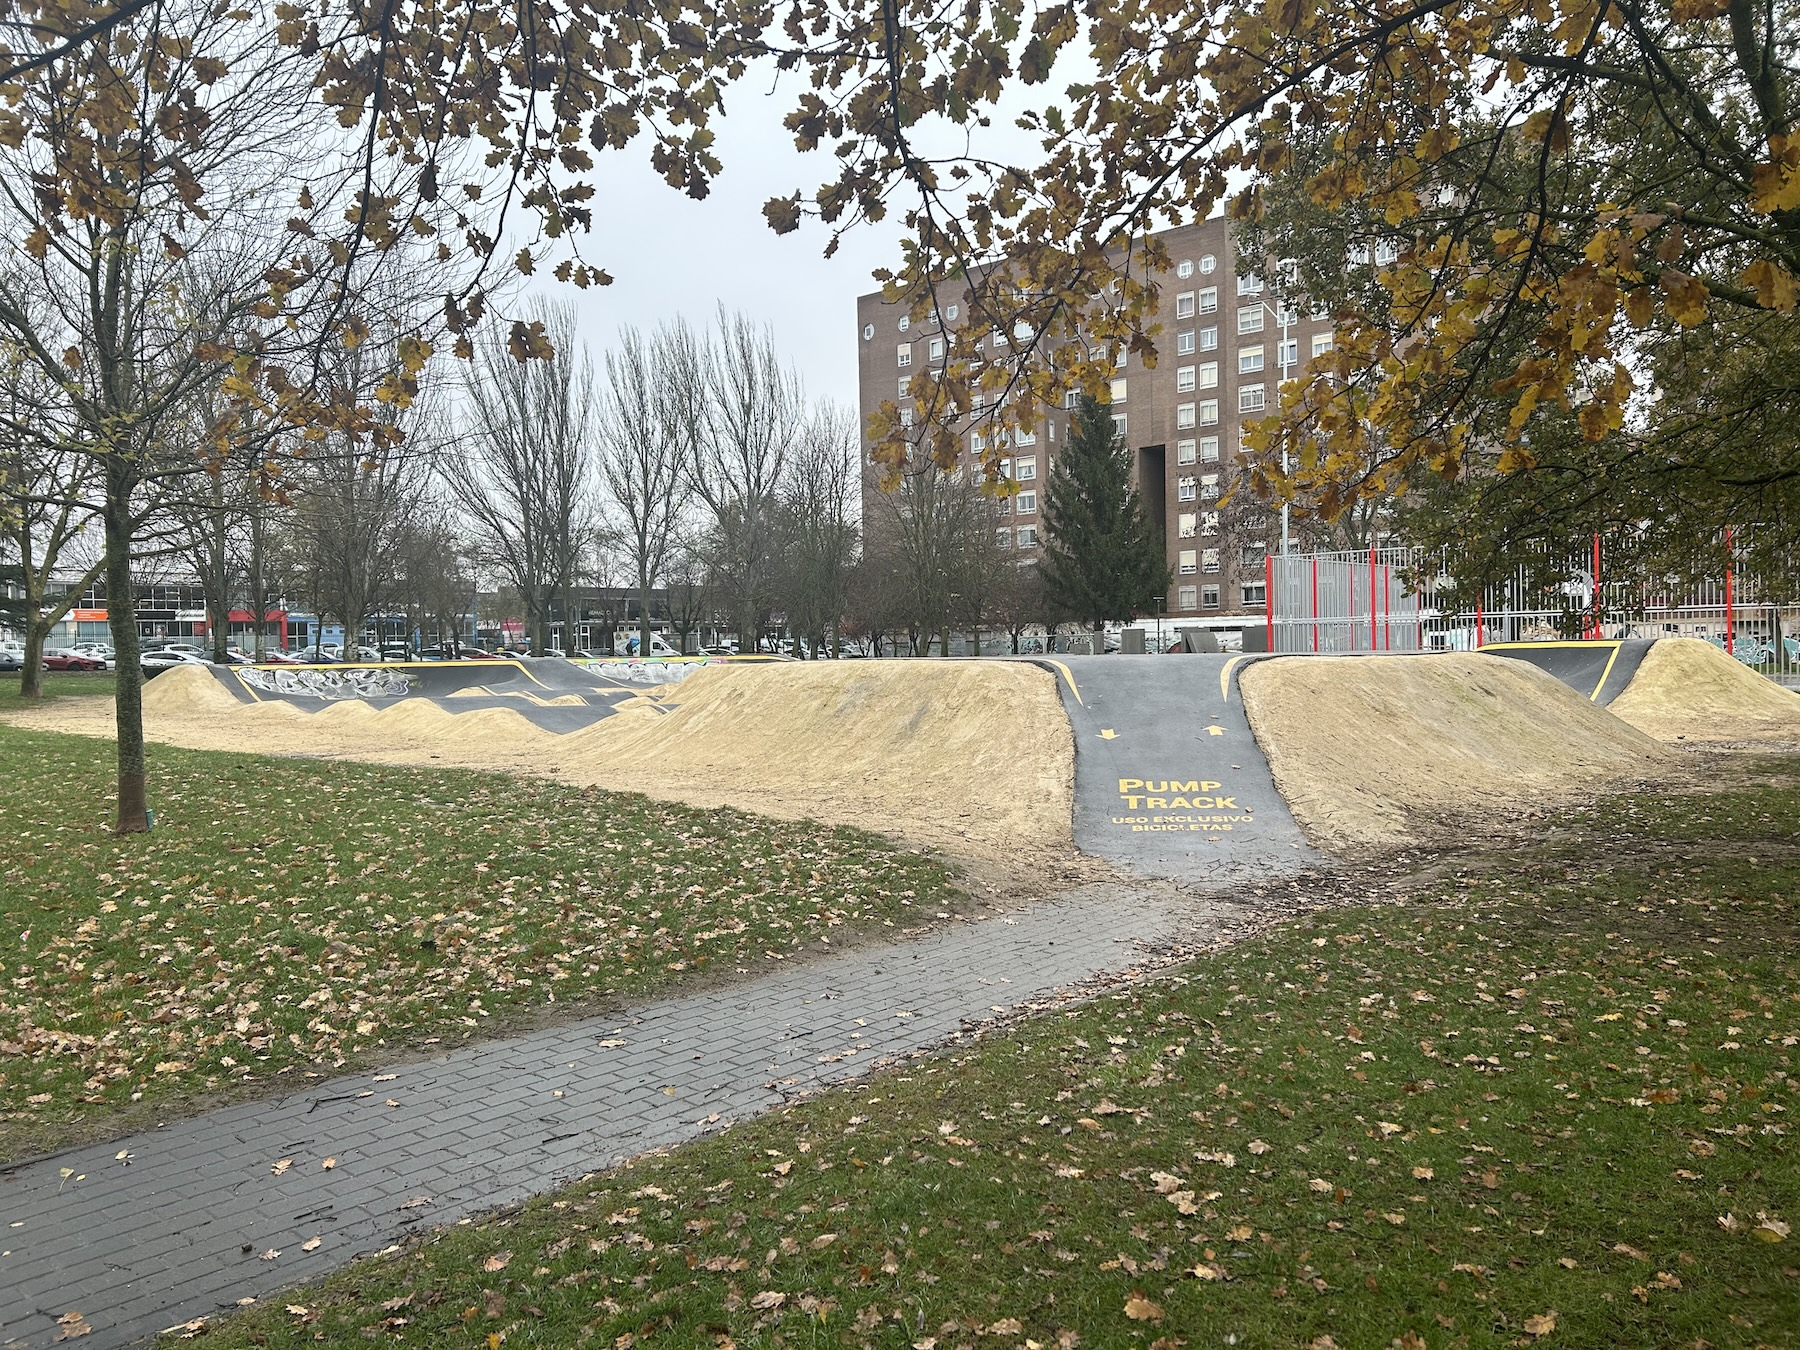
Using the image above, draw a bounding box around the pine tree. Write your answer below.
[1039,396,1171,634]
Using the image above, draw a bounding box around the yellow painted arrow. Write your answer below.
[1204,724,1226,736]
[1098,728,1118,740]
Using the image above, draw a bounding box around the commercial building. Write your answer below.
[855,217,1339,624]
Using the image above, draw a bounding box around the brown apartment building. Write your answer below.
[855,216,1340,626]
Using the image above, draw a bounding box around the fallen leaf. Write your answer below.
[1411,1166,1434,1180]
[52,1311,92,1342]
[809,1232,839,1250]
[300,1237,322,1252]
[1613,1243,1648,1260]
[1752,1216,1790,1242]
[270,1159,292,1176]
[286,1306,308,1316]
[1248,1139,1271,1154]
[482,1251,512,1273]
[1123,1294,1163,1323]
[321,1157,336,1170]
[986,1318,1024,1335]
[1309,1178,1333,1193]
[1226,1224,1254,1241]
[1522,1311,1557,1336]
[258,1249,280,1261]
[750,1290,787,1310]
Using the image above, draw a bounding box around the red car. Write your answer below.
[43,648,105,671]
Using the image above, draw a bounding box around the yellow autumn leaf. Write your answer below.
[1739,259,1797,312]
[1660,272,1709,326]
[1123,1294,1163,1322]
[1523,1311,1558,1335]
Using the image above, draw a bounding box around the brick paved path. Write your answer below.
[1,885,1209,1349]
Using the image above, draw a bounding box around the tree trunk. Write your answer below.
[104,474,149,834]
[19,612,47,699]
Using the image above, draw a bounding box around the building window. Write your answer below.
[998,456,1012,478]
[1237,306,1265,334]
[1110,376,1127,404]
[1174,291,1196,319]
[1202,548,1221,573]
[1197,286,1218,314]
[1178,585,1198,609]
[1015,427,1037,446]
[1178,512,1197,538]
[946,303,960,320]
[1239,384,1266,412]
[1237,274,1264,295]
[1242,581,1268,606]
[1063,388,1080,408]
[1375,240,1399,265]
[1014,321,1033,341]
[1017,455,1037,481]
[996,527,1012,549]
[1312,333,1333,357]
[929,337,945,363]
[1178,549,1198,575]
[1278,338,1298,369]
[1015,490,1037,515]
[898,378,910,398]
[1199,435,1220,463]
[993,329,1009,346]
[1176,330,1196,355]
[1239,346,1264,374]
[970,430,985,453]
[1176,365,1196,393]
[1016,525,1038,547]
[1197,361,1219,389]
[1202,584,1220,609]
[899,407,914,427]
[1176,259,1194,279]
[1201,473,1221,500]
[1199,326,1219,351]
[862,323,874,340]
[1176,402,1196,429]
[897,342,912,368]
[1201,510,1219,534]
[1200,254,1217,274]
[1198,399,1219,426]
[1111,412,1128,439]
[1176,438,1197,465]
[1177,476,1197,502]
[898,315,910,331]
[1241,543,1267,568]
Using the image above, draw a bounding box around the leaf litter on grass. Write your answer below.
[200,797,1799,1350]
[0,727,962,1156]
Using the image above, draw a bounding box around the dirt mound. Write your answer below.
[1240,654,1669,853]
[549,661,1072,859]
[1608,638,1800,742]
[13,659,1074,865]
[141,663,245,718]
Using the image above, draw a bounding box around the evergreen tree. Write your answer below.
[1039,396,1170,634]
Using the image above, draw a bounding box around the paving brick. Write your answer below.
[0,884,1199,1349]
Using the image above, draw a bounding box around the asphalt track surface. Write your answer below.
[203,658,707,733]
[1031,654,1319,881]
[1481,638,1657,705]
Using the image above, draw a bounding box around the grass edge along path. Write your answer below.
[199,778,1800,1350]
[0,725,965,1163]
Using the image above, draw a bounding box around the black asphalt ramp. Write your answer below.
[1481,639,1656,705]
[1031,654,1319,881]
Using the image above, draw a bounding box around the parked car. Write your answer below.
[44,647,106,671]
[380,644,414,661]
[141,649,209,675]
[72,643,115,667]
[0,648,22,672]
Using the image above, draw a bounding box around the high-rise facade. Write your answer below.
[855,217,1335,625]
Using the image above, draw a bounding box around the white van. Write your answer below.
[612,630,680,657]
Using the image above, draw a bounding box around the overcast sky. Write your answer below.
[553,80,907,413]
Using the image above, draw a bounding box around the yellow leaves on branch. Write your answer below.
[1740,260,1798,313]
[1659,272,1710,327]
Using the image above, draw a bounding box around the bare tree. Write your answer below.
[0,340,106,695]
[774,401,860,658]
[867,460,993,656]
[455,303,593,656]
[690,310,804,650]
[597,322,696,659]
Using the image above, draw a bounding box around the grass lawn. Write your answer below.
[202,761,1799,1349]
[0,726,963,1162]
[0,668,116,706]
